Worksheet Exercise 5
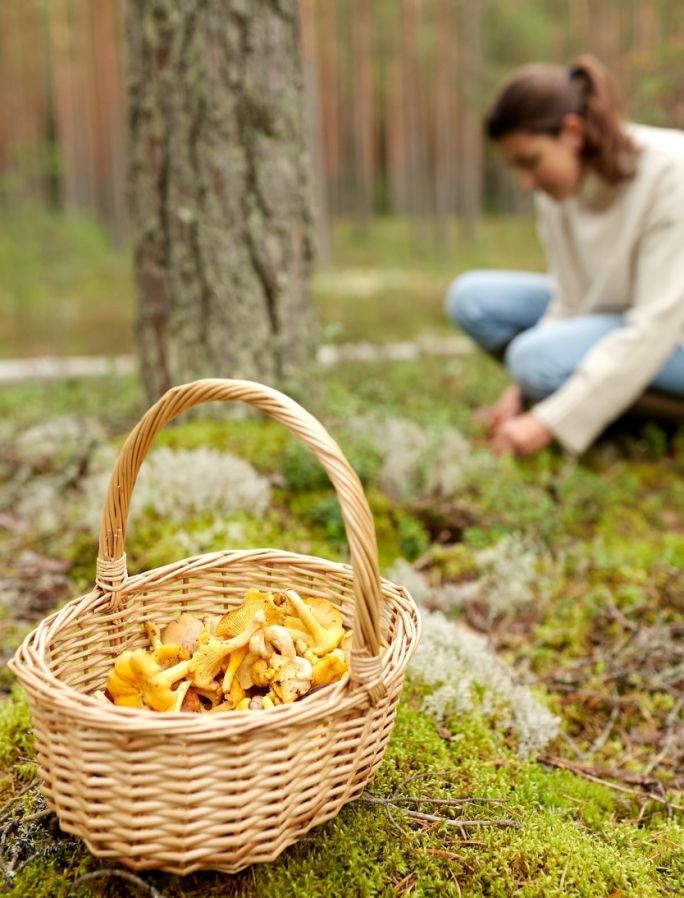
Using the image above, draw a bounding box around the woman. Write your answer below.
[445,55,684,456]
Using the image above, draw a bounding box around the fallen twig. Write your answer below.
[360,795,521,830]
[361,795,521,830]
[0,781,39,823]
[71,868,165,897]
[539,755,684,813]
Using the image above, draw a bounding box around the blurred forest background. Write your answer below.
[1,0,684,357]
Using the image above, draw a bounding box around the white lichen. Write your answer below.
[388,533,539,620]
[76,446,271,531]
[346,412,498,503]
[410,610,559,757]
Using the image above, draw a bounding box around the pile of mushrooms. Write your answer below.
[101,589,351,713]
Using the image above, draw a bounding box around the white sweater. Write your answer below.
[532,123,684,453]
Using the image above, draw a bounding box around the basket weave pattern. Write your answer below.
[11,380,420,874]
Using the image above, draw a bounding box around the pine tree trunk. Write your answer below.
[127,0,317,403]
[48,0,80,210]
[298,0,330,263]
[351,0,374,221]
[459,0,482,242]
[316,0,341,216]
[433,0,458,250]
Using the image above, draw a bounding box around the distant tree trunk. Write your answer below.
[127,0,317,404]
[387,43,408,214]
[49,0,85,211]
[400,0,428,217]
[317,0,341,216]
[89,0,127,239]
[299,0,330,263]
[351,0,374,221]
[459,0,482,242]
[70,0,98,210]
[433,0,458,251]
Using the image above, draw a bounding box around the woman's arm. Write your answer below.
[532,162,684,453]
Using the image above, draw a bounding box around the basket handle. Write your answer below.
[97,378,385,698]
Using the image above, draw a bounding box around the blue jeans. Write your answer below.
[445,270,684,400]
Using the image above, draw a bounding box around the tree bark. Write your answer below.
[433,0,458,249]
[459,0,482,242]
[298,0,330,262]
[127,0,317,403]
[351,0,374,221]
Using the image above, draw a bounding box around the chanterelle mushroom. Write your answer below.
[106,649,191,712]
[215,589,283,639]
[311,648,348,687]
[189,612,266,689]
[143,621,189,667]
[160,613,204,655]
[284,590,344,656]
[268,655,313,704]
[221,644,249,693]
[262,625,296,658]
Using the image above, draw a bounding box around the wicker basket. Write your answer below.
[10,379,420,875]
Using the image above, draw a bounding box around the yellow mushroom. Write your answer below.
[153,643,190,667]
[189,611,265,689]
[284,590,345,656]
[145,621,162,649]
[143,620,190,667]
[236,650,261,690]
[229,677,247,707]
[268,655,313,704]
[311,648,348,687]
[208,699,236,713]
[251,657,275,688]
[249,629,269,659]
[235,697,251,711]
[221,644,249,693]
[160,613,205,655]
[106,649,191,712]
[215,589,283,639]
[262,625,296,658]
[246,694,276,711]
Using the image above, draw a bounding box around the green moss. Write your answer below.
[0,688,35,779]
[155,417,290,473]
[3,245,684,896]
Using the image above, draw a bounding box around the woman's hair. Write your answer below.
[485,55,637,183]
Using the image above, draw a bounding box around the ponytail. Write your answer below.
[486,54,637,184]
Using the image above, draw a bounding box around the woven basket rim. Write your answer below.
[12,546,419,737]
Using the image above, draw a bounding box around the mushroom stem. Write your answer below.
[284,590,343,655]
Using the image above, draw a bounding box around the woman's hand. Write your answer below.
[491,412,553,456]
[475,385,523,432]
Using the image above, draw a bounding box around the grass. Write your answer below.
[0,209,683,896]
[0,208,543,357]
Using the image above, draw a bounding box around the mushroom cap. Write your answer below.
[180,687,203,713]
[304,597,344,630]
[215,590,283,639]
[161,614,204,655]
[152,643,190,668]
[107,649,191,712]
[284,590,346,656]
[311,648,348,687]
[279,594,344,630]
[269,655,313,704]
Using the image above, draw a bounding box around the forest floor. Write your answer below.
[1,214,683,897]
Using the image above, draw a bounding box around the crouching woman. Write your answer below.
[446,55,684,456]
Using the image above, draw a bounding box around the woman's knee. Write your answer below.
[444,271,490,329]
[505,329,567,399]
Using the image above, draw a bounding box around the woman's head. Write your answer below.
[485,55,637,200]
